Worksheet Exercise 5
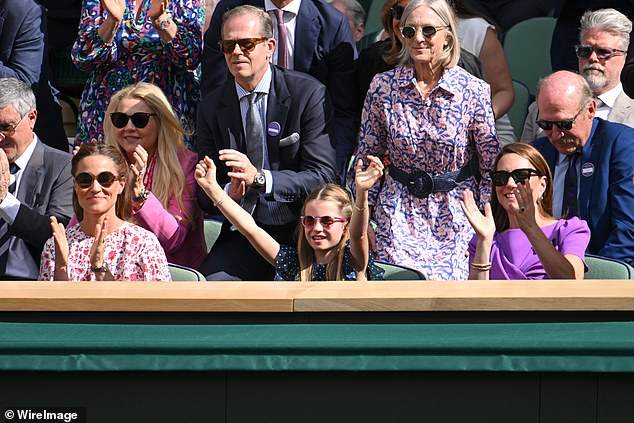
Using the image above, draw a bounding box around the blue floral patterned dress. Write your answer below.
[274,241,384,281]
[356,65,500,280]
[72,0,204,147]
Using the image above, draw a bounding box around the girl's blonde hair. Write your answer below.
[297,184,353,281]
[104,83,191,224]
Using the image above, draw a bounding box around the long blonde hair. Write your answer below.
[297,184,353,281]
[104,83,190,224]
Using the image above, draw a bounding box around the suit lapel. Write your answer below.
[266,67,291,169]
[608,91,632,124]
[293,0,320,72]
[17,141,44,207]
[218,81,245,151]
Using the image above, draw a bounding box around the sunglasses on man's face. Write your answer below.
[218,37,268,54]
[490,169,540,187]
[300,215,347,228]
[401,25,447,39]
[535,105,585,131]
[575,45,626,61]
[391,5,404,19]
[75,172,119,189]
[110,112,156,129]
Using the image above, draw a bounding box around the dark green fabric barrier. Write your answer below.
[2,321,634,372]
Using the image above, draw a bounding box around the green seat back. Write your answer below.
[585,254,634,280]
[204,219,222,253]
[508,80,531,139]
[375,261,426,280]
[168,264,206,281]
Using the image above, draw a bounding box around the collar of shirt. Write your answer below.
[396,65,459,97]
[596,83,623,109]
[264,0,301,17]
[13,134,38,172]
[236,64,273,100]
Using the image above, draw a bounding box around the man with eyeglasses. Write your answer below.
[0,78,72,280]
[201,0,357,179]
[522,9,634,143]
[532,71,634,266]
[196,6,336,280]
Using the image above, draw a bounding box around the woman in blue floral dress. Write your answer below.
[72,0,204,147]
[355,0,500,279]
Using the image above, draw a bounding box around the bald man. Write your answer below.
[532,70,634,266]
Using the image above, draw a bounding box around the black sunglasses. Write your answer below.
[391,5,404,19]
[575,45,626,61]
[401,25,447,39]
[490,169,540,187]
[535,105,585,131]
[75,172,120,188]
[110,112,156,129]
[300,215,347,228]
[218,37,268,54]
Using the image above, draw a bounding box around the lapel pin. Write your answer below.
[267,121,281,137]
[581,162,594,177]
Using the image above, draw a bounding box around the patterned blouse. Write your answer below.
[274,240,384,281]
[71,0,204,147]
[39,222,172,281]
[355,65,500,280]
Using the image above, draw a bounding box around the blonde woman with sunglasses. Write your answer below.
[460,143,589,280]
[39,144,171,281]
[196,155,385,281]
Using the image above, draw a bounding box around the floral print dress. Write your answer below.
[39,222,171,281]
[356,65,500,280]
[72,0,204,147]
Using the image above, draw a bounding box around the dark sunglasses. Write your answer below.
[300,215,347,228]
[391,5,404,19]
[218,37,268,54]
[575,45,626,61]
[75,172,119,188]
[401,25,447,39]
[535,105,585,131]
[490,169,540,187]
[110,112,156,129]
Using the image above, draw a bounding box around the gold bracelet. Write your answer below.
[354,204,367,212]
[470,262,491,271]
[213,192,228,207]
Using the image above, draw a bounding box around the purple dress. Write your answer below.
[468,217,591,280]
[72,0,204,147]
[356,65,500,280]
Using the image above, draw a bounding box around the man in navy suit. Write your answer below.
[0,0,69,152]
[202,0,356,178]
[197,5,337,280]
[532,71,634,266]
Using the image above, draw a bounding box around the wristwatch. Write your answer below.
[252,170,266,190]
[91,262,108,273]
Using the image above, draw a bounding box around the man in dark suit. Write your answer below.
[202,0,356,178]
[532,71,634,266]
[0,78,73,279]
[197,5,337,280]
[0,0,69,152]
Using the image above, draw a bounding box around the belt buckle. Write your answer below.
[407,170,433,198]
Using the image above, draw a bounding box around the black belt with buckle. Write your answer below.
[389,157,480,199]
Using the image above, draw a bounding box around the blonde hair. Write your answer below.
[297,184,353,281]
[104,83,190,224]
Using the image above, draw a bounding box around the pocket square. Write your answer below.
[279,133,300,147]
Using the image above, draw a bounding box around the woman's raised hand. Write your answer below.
[460,190,495,242]
[130,145,148,199]
[509,181,539,233]
[51,216,69,273]
[101,0,126,22]
[148,0,168,21]
[355,155,384,192]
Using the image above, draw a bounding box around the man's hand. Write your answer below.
[0,149,11,202]
[218,149,258,188]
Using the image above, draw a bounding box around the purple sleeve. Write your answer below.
[557,217,591,261]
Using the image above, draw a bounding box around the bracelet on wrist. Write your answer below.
[213,192,228,207]
[153,13,172,31]
[91,262,108,273]
[470,262,492,271]
[133,187,150,203]
[354,204,367,212]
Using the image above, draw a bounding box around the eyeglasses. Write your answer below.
[490,169,540,187]
[74,172,120,188]
[218,37,268,54]
[535,105,585,131]
[391,5,404,19]
[0,113,27,137]
[575,45,626,61]
[300,215,348,228]
[110,112,156,129]
[401,25,447,39]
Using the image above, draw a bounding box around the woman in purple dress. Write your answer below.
[460,143,590,280]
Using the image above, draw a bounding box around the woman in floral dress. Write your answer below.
[355,0,500,279]
[71,0,204,147]
[39,144,171,281]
